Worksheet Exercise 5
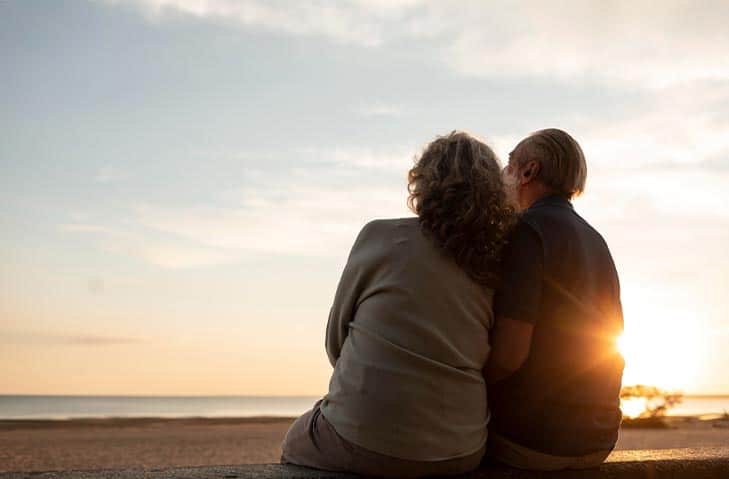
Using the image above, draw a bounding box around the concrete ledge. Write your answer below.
[3,448,729,479]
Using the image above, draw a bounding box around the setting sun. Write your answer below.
[617,305,702,393]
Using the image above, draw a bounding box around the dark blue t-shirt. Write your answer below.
[489,194,625,456]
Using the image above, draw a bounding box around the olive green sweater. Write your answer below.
[320,217,493,461]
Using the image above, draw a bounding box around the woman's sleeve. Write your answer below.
[325,221,377,367]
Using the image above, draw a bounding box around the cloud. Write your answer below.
[297,144,417,170]
[569,89,729,227]
[438,2,729,87]
[104,0,729,88]
[4,331,144,346]
[584,81,729,168]
[132,152,412,258]
[94,165,125,184]
[63,335,142,345]
[353,102,405,118]
[579,168,729,224]
[60,224,118,234]
[697,156,729,172]
[61,119,729,272]
[61,222,240,268]
[103,0,419,46]
[61,146,414,267]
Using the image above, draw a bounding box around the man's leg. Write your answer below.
[567,448,613,469]
[486,433,611,471]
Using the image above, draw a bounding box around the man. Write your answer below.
[484,128,624,470]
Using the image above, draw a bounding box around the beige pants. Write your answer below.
[280,399,486,479]
[486,432,612,471]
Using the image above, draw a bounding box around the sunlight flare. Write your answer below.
[617,306,703,392]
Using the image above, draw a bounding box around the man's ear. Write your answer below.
[520,160,540,185]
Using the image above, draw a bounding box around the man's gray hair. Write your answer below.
[519,128,587,199]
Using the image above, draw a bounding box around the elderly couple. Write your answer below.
[281,129,625,477]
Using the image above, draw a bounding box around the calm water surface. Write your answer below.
[0,395,727,419]
[0,395,321,419]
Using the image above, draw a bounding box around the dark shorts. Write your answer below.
[486,432,612,471]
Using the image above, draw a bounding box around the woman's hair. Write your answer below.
[407,131,516,287]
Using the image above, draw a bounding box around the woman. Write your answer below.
[281,131,515,478]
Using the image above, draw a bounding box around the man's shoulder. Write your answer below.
[512,211,544,242]
[522,203,599,235]
[522,205,614,259]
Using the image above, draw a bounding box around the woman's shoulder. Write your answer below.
[361,216,418,232]
[352,217,420,251]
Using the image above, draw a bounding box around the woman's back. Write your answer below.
[321,217,493,461]
[281,131,515,477]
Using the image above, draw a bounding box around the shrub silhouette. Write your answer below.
[620,384,683,418]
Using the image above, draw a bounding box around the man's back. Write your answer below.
[489,193,624,456]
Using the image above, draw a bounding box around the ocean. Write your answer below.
[0,395,727,420]
[0,395,321,420]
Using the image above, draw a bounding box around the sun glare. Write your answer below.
[619,397,649,418]
[617,307,702,393]
[616,308,704,418]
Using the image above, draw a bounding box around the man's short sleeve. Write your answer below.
[493,218,544,325]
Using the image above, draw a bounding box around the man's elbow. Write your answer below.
[485,351,528,384]
[485,316,534,383]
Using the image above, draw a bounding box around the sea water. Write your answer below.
[0,395,727,420]
[0,395,321,419]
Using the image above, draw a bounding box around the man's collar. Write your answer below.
[527,192,574,211]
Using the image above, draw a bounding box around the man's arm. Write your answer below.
[485,317,534,384]
[484,219,543,384]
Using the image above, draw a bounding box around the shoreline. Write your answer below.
[0,416,296,430]
[1,413,726,424]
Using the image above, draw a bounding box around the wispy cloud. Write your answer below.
[103,0,418,46]
[3,331,144,346]
[697,156,729,172]
[579,81,729,170]
[61,222,241,268]
[61,146,414,267]
[61,119,729,271]
[439,2,729,87]
[94,165,125,184]
[353,102,405,118]
[107,0,729,88]
[63,335,142,346]
[131,150,412,258]
[60,224,118,234]
[297,144,417,170]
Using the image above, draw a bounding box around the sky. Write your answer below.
[1,0,729,396]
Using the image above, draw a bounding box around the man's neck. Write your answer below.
[519,185,554,211]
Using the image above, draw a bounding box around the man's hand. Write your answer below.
[484,317,534,384]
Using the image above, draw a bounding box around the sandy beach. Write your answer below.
[1,416,729,473]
